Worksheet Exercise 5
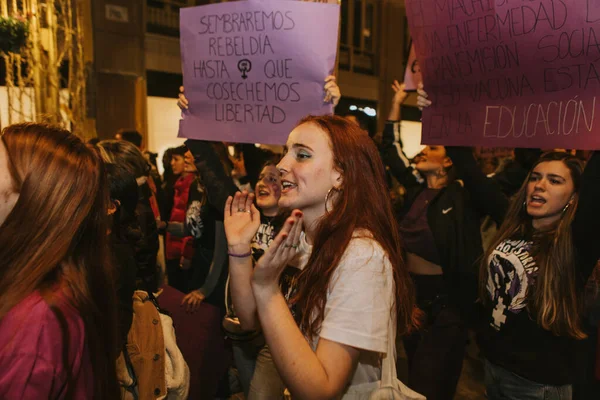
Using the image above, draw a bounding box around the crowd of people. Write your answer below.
[0,75,599,400]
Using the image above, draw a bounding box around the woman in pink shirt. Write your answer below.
[0,123,120,399]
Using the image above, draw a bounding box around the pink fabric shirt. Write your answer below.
[0,290,93,399]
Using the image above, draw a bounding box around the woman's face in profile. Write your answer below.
[276,123,340,215]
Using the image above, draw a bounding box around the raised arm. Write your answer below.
[381,121,421,189]
[251,213,363,399]
[381,81,422,189]
[572,151,600,282]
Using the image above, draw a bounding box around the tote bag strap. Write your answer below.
[380,314,398,388]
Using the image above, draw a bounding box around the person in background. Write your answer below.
[163,146,196,293]
[114,129,165,221]
[144,150,163,188]
[161,147,179,221]
[455,147,600,400]
[344,109,376,139]
[98,140,161,293]
[419,86,600,400]
[105,163,140,351]
[0,123,120,398]
[173,149,229,313]
[116,129,143,149]
[383,80,482,400]
[229,160,291,399]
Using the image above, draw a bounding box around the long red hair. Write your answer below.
[0,123,119,398]
[292,115,419,339]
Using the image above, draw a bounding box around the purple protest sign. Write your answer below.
[179,0,340,145]
[406,0,600,149]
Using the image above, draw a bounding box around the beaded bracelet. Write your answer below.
[228,250,252,258]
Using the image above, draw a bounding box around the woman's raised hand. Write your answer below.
[391,80,408,105]
[416,82,431,110]
[224,191,261,253]
[252,210,303,290]
[324,75,341,107]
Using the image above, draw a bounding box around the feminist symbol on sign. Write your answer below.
[238,59,252,79]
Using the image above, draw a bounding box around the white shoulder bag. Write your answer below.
[341,317,426,400]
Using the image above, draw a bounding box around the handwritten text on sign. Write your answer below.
[179,0,340,145]
[406,0,600,149]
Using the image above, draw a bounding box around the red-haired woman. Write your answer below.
[224,115,420,398]
[0,123,119,398]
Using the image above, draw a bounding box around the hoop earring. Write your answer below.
[523,200,527,209]
[325,188,338,213]
[562,202,571,213]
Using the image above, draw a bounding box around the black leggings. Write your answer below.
[403,274,468,400]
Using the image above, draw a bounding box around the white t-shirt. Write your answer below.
[297,231,394,387]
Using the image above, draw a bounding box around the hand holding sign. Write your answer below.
[178,86,189,110]
[323,75,341,106]
[417,83,431,111]
[178,77,341,114]
[179,0,340,145]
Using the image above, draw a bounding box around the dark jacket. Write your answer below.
[111,235,137,352]
[185,140,238,216]
[380,121,422,192]
[402,181,483,315]
[184,140,239,313]
[134,182,160,293]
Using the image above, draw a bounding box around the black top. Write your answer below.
[398,188,442,265]
[184,178,219,293]
[134,182,160,292]
[448,147,600,385]
[111,235,137,352]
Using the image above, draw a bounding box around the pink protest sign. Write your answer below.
[403,42,422,91]
[405,0,600,149]
[179,0,340,145]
